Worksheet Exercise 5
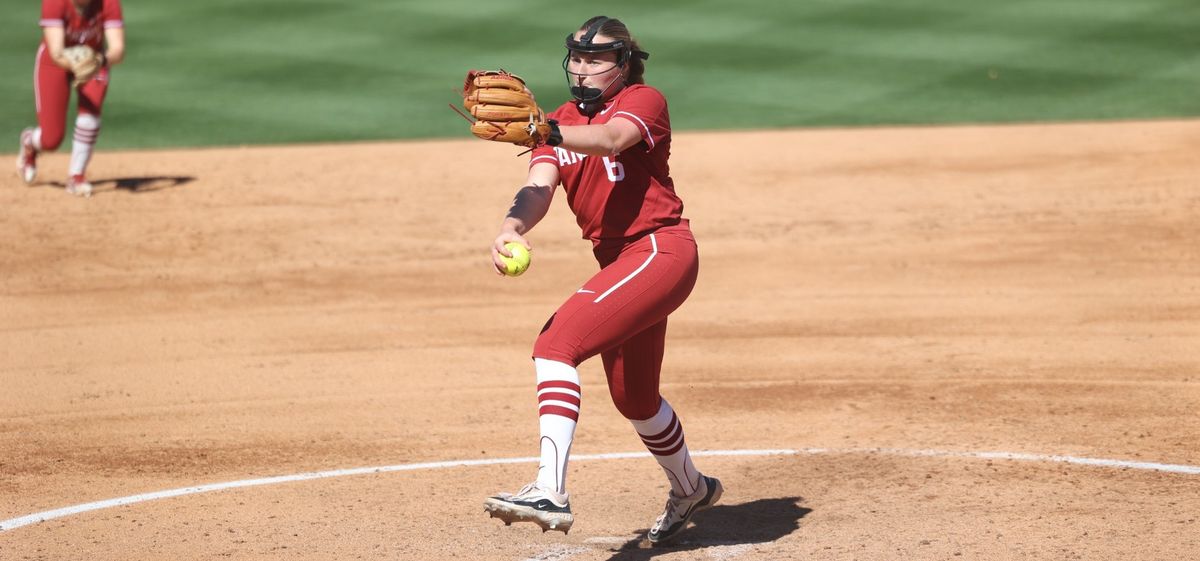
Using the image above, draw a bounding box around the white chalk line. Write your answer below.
[522,544,591,561]
[3,447,1197,532]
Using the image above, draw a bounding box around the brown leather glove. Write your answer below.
[462,70,553,148]
[62,45,104,88]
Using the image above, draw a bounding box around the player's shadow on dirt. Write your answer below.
[45,175,195,195]
[602,497,810,560]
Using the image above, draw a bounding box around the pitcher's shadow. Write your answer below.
[602,497,810,561]
[45,175,195,195]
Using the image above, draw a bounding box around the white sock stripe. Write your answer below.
[74,125,100,138]
[644,436,685,454]
[69,129,98,176]
[642,434,684,454]
[537,387,581,399]
[538,400,580,413]
[641,430,682,449]
[593,234,658,304]
[638,409,686,441]
[638,416,681,444]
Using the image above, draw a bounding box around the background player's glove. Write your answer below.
[62,45,104,88]
[461,70,554,148]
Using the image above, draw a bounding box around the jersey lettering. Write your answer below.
[554,147,588,166]
[66,27,102,46]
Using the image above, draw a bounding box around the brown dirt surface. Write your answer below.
[2,120,1199,560]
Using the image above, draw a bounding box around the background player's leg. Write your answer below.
[33,46,69,152]
[20,46,69,184]
[68,71,110,196]
[68,113,100,182]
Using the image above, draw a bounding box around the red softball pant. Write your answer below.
[533,223,699,421]
[34,44,110,151]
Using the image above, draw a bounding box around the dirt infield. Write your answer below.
[2,120,1198,560]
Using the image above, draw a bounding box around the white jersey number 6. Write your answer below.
[602,156,625,182]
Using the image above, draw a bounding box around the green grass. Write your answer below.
[1,0,1197,149]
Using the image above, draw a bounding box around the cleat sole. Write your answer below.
[484,498,573,534]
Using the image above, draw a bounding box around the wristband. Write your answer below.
[546,119,563,147]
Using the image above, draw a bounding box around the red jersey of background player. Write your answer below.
[530,84,685,249]
[41,0,123,51]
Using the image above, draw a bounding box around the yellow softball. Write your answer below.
[500,242,531,277]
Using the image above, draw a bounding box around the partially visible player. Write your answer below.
[16,0,126,197]
[482,16,722,545]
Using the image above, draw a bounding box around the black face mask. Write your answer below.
[569,85,606,104]
[567,69,625,105]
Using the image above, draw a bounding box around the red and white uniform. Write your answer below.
[530,84,685,250]
[33,0,123,150]
[530,85,699,421]
[41,0,123,50]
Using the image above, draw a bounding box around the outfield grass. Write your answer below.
[1,0,1197,149]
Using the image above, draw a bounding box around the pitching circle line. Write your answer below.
[3,447,1198,532]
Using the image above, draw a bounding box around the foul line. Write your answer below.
[3,447,1198,532]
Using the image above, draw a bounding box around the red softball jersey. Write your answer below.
[530,84,686,250]
[40,0,124,50]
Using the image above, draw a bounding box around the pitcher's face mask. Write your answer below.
[562,17,649,104]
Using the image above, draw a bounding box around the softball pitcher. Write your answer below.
[16,0,125,197]
[472,16,722,544]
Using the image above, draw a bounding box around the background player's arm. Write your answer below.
[104,27,126,66]
[491,162,559,275]
[42,26,73,70]
[557,118,643,157]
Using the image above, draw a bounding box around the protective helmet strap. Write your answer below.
[579,17,610,45]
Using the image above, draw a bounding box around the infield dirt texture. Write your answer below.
[2,1,1199,560]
